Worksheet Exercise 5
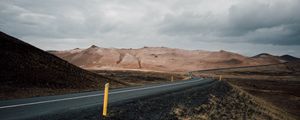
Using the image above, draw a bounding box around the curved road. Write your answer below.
[0,78,215,120]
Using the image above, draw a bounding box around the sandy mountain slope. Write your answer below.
[50,46,287,72]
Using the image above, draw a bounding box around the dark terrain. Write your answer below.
[0,32,125,100]
[193,62,300,119]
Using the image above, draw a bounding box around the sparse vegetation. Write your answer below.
[193,62,300,119]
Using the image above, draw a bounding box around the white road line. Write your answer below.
[0,94,103,109]
[0,79,206,109]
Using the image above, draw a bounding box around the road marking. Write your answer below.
[0,93,103,109]
[0,79,207,109]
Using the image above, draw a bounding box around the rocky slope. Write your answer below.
[50,46,290,72]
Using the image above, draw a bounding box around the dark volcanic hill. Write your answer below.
[0,32,123,100]
[252,53,299,63]
[280,55,300,62]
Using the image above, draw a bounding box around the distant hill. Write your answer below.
[251,53,285,63]
[280,55,300,62]
[252,53,299,63]
[252,53,273,58]
[50,46,284,72]
[0,32,123,99]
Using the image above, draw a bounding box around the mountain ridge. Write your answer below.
[50,46,292,72]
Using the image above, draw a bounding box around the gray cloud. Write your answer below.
[159,0,300,45]
[224,0,300,45]
[0,0,300,56]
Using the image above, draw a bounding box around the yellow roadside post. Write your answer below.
[189,72,192,79]
[219,75,222,81]
[171,75,174,82]
[102,83,109,117]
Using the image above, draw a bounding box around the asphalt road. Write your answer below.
[0,78,214,120]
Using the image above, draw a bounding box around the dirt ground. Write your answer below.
[193,62,300,119]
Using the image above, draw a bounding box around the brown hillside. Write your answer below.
[50,46,284,72]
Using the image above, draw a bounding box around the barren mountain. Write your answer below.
[0,32,124,100]
[50,46,289,72]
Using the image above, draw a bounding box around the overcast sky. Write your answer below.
[1,0,300,57]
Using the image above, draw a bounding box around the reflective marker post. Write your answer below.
[219,75,222,81]
[102,83,109,117]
